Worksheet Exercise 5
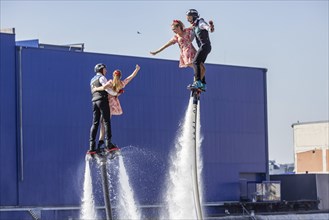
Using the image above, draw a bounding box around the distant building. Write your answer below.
[269,160,294,174]
[292,121,329,174]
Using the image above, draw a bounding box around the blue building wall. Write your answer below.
[0,32,268,218]
[0,33,18,206]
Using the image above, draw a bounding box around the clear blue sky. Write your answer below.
[1,0,328,163]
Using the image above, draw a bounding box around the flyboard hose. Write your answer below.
[99,157,113,220]
[191,90,203,220]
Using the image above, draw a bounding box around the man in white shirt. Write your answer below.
[186,9,214,91]
[88,63,117,156]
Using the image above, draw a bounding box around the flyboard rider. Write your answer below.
[186,9,214,92]
[88,63,119,158]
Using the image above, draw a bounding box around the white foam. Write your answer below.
[115,156,142,219]
[162,97,204,219]
[80,157,98,220]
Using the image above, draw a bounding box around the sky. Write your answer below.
[1,0,328,164]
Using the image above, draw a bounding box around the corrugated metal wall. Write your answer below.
[0,32,268,215]
[0,33,18,206]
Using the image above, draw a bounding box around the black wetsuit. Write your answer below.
[89,74,112,151]
[193,18,212,83]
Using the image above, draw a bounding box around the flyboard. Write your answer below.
[188,86,203,220]
[87,146,121,160]
[86,146,121,220]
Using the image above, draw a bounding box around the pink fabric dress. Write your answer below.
[105,77,132,116]
[170,27,196,68]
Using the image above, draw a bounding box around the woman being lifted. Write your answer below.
[150,20,204,73]
[93,64,141,150]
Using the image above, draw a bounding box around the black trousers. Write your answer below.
[193,43,211,82]
[89,98,112,150]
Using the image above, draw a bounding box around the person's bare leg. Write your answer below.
[188,64,196,81]
[98,116,105,144]
[99,115,112,140]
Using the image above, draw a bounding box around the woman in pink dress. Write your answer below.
[150,20,205,79]
[93,64,140,146]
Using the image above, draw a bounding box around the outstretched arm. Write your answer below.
[150,41,174,55]
[92,85,105,92]
[93,82,110,91]
[126,64,141,81]
[92,81,115,94]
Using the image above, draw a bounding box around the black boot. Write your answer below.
[105,140,119,150]
[87,141,97,157]
[98,140,105,148]
[89,141,96,151]
[87,141,96,158]
[105,141,120,159]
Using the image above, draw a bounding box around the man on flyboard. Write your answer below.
[186,9,214,92]
[88,63,120,159]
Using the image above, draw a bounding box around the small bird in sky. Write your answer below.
[137,31,141,34]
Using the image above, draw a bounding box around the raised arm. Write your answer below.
[150,40,174,55]
[126,64,141,81]
[209,20,215,33]
[199,19,215,33]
